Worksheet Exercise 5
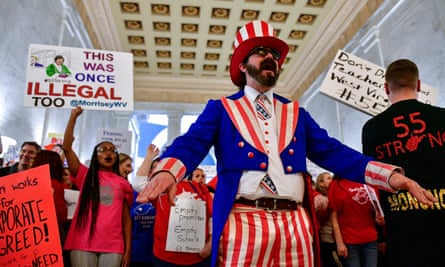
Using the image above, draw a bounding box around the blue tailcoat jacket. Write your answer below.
[157,90,378,267]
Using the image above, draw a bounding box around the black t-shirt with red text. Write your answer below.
[362,99,445,266]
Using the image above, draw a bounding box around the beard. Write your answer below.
[245,58,280,87]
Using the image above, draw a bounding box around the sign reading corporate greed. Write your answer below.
[0,165,63,267]
[320,50,437,116]
[25,44,134,111]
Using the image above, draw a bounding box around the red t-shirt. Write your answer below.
[328,179,378,244]
[153,181,213,265]
[51,179,68,225]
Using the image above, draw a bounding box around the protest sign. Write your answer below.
[44,133,64,147]
[165,192,206,253]
[96,129,132,155]
[0,165,63,267]
[364,185,384,217]
[64,189,80,220]
[320,50,437,116]
[2,145,20,167]
[25,44,133,111]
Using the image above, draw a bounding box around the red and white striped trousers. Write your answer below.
[218,205,314,267]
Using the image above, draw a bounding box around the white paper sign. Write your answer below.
[320,50,437,116]
[25,44,133,111]
[3,145,20,166]
[64,189,80,220]
[96,129,132,155]
[165,191,206,253]
[364,185,384,217]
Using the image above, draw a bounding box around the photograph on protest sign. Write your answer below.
[320,50,437,116]
[0,165,63,267]
[25,44,133,111]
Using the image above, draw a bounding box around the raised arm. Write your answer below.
[132,144,160,192]
[137,144,160,176]
[62,106,83,177]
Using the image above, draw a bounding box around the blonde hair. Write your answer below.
[315,172,331,195]
[119,153,132,164]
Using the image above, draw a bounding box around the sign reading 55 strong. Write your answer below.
[25,44,134,111]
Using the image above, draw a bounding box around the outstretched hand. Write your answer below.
[389,172,437,206]
[136,172,177,205]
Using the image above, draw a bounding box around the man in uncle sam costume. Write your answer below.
[136,20,436,267]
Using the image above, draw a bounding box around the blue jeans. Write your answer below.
[340,241,378,267]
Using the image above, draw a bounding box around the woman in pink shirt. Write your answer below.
[62,107,133,267]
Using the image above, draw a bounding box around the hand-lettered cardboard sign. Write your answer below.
[0,165,63,267]
[320,50,437,116]
[165,191,206,253]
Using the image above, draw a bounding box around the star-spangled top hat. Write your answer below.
[230,20,289,87]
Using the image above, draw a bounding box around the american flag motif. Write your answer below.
[233,20,273,50]
[256,94,271,120]
[221,95,300,155]
[261,173,277,194]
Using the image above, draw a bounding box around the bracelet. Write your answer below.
[150,170,177,184]
[388,171,401,191]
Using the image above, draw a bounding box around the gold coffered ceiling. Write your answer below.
[74,0,383,104]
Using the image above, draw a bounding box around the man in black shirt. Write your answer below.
[362,59,445,266]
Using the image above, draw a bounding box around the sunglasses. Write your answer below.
[247,47,281,61]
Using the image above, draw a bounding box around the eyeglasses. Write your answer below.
[247,47,281,61]
[96,147,118,153]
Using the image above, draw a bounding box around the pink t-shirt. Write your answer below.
[64,164,133,254]
[328,179,378,245]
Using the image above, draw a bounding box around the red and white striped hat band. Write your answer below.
[230,20,289,87]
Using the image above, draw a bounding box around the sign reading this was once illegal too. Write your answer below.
[25,44,134,111]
